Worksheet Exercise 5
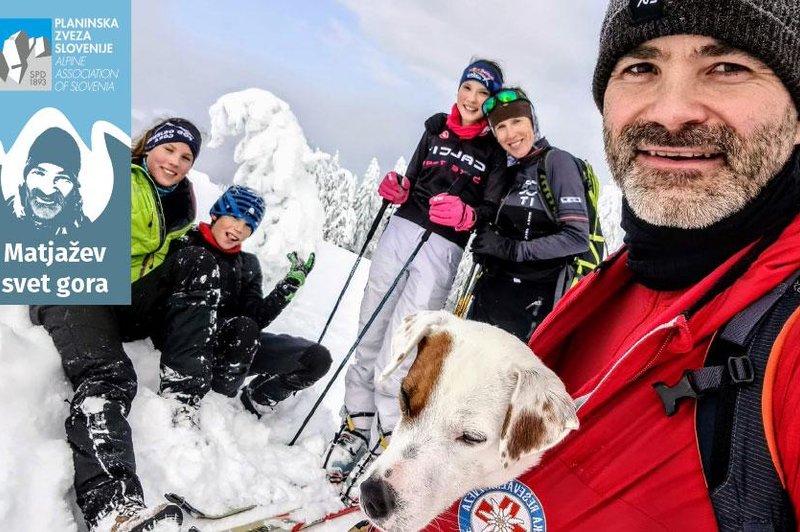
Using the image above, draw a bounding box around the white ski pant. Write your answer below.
[344,216,463,441]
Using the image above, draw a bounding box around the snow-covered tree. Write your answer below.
[393,155,408,175]
[351,155,410,259]
[353,158,387,258]
[445,243,476,313]
[311,151,358,251]
[598,178,624,255]
[207,88,325,287]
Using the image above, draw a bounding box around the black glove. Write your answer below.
[470,227,518,261]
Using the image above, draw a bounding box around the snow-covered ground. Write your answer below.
[0,87,624,531]
[0,239,371,531]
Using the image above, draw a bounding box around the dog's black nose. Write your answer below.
[360,476,397,520]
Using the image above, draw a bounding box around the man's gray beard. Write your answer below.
[603,107,798,229]
[27,192,66,225]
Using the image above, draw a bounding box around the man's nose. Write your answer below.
[35,180,57,195]
[642,77,711,131]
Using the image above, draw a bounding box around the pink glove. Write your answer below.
[428,193,476,231]
[378,171,410,204]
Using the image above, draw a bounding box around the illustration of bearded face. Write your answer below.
[22,161,77,221]
[17,127,84,232]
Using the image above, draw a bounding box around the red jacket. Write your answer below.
[431,214,800,531]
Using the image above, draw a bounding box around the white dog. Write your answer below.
[359,311,578,531]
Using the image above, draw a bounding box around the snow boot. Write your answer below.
[323,411,374,484]
[239,379,278,419]
[340,428,391,506]
[95,503,183,532]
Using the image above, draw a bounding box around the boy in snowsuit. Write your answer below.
[170,184,332,417]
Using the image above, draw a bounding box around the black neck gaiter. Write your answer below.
[622,149,800,290]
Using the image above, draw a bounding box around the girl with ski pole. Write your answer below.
[322,58,508,488]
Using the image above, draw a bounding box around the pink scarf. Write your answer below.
[445,104,490,139]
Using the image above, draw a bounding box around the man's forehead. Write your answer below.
[621,35,764,65]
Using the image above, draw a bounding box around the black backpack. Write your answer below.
[653,271,800,531]
[537,149,606,287]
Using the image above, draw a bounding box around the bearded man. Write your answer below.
[6,127,86,235]
[421,1,800,530]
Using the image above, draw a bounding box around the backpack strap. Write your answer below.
[654,270,800,531]
[535,148,558,222]
[709,273,799,531]
[654,272,800,414]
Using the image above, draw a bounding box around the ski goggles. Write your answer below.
[481,89,530,117]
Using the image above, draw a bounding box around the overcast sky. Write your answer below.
[132,1,609,183]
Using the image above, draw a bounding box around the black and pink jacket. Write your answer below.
[394,108,507,249]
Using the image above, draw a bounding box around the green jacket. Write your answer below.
[131,163,196,281]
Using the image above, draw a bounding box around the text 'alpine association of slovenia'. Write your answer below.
[0,1,131,304]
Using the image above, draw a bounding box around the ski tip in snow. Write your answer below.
[186,504,361,532]
[164,492,256,520]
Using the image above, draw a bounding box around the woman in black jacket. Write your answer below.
[326,59,508,487]
[29,117,205,531]
[468,88,590,341]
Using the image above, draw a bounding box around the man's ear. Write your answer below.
[498,366,579,469]
[794,117,800,145]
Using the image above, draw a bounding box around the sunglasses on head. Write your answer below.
[482,89,530,117]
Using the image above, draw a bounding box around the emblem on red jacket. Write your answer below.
[458,480,545,531]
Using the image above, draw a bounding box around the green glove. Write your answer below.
[281,251,315,300]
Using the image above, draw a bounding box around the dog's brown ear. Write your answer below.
[498,366,579,468]
[379,311,449,381]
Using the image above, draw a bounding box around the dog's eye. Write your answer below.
[457,431,487,445]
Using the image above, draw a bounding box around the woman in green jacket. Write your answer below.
[130,118,198,280]
[30,118,210,531]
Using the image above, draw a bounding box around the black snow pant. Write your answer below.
[467,273,557,343]
[245,331,333,407]
[123,245,221,405]
[28,245,219,527]
[210,317,332,410]
[30,304,143,526]
[210,316,262,397]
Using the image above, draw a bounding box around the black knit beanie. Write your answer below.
[25,127,81,181]
[592,0,800,111]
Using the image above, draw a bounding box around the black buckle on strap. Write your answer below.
[653,371,698,417]
[727,355,755,384]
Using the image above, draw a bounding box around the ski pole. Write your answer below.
[290,228,432,446]
[317,200,390,344]
[453,261,476,317]
[453,261,483,318]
